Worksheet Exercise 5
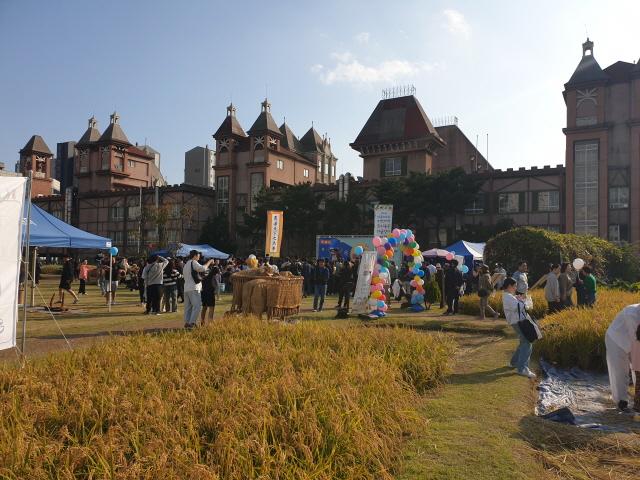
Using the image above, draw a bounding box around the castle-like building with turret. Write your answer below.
[16,38,640,254]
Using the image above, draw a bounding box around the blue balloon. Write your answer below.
[461,265,469,274]
[377,300,385,308]
[379,266,389,274]
[354,246,364,256]
[388,237,397,246]
[109,246,118,256]
[406,229,413,237]
[418,270,425,277]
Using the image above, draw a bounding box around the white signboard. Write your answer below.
[351,251,377,313]
[0,177,27,351]
[374,204,393,237]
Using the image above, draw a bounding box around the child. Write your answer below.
[632,324,640,412]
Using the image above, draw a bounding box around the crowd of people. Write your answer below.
[35,248,640,411]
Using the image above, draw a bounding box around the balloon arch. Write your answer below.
[356,228,425,317]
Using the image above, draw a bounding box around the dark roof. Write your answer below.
[20,135,52,155]
[99,122,131,145]
[127,145,155,159]
[77,126,102,146]
[351,95,443,146]
[603,61,636,83]
[566,54,608,86]
[247,110,280,136]
[300,127,324,153]
[279,123,304,152]
[213,114,247,139]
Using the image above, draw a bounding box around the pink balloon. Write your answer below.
[446,253,454,261]
[392,228,401,238]
[381,304,388,311]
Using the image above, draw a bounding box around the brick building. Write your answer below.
[563,38,640,243]
[213,99,337,234]
[20,114,214,255]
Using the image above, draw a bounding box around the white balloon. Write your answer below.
[573,258,585,270]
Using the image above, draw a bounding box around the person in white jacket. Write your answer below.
[544,264,561,314]
[605,304,640,410]
[502,277,536,378]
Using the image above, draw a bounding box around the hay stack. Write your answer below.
[230,267,303,319]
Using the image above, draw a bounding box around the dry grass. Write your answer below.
[0,317,455,479]
[535,290,638,370]
[521,415,640,480]
[458,289,548,319]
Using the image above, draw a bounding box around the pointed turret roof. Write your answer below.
[213,103,247,139]
[247,99,281,136]
[77,116,102,146]
[98,112,131,145]
[350,95,444,148]
[566,38,608,86]
[300,126,324,153]
[20,135,52,155]
[279,122,304,152]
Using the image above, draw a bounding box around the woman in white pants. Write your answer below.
[605,304,640,410]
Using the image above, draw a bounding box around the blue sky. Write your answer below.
[1,0,638,184]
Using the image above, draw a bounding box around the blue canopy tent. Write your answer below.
[444,240,485,269]
[25,204,112,249]
[175,243,229,260]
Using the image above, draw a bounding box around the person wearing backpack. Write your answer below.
[182,250,213,329]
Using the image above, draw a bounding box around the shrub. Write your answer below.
[0,318,455,479]
[424,278,441,305]
[484,227,640,282]
[40,264,62,275]
[458,289,548,319]
[535,289,638,371]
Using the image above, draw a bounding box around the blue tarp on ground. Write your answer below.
[444,240,485,268]
[25,205,112,249]
[175,243,230,260]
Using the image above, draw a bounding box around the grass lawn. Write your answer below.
[4,277,639,478]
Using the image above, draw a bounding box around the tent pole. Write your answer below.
[22,171,32,356]
[30,247,37,306]
[108,252,113,312]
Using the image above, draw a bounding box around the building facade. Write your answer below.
[563,39,640,243]
[350,95,491,181]
[18,135,59,197]
[33,184,215,255]
[74,113,165,192]
[184,145,215,188]
[54,141,76,192]
[213,99,337,233]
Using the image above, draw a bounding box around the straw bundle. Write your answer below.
[230,268,303,319]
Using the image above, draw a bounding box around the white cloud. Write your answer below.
[355,32,370,44]
[312,51,436,86]
[443,9,471,38]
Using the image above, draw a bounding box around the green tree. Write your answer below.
[240,183,322,255]
[421,168,483,245]
[322,186,368,235]
[199,213,236,254]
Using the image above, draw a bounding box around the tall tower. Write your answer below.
[19,135,56,197]
[564,38,640,243]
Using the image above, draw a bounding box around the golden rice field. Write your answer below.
[458,289,548,319]
[535,289,639,371]
[0,318,455,480]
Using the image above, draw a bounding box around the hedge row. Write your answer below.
[484,227,640,282]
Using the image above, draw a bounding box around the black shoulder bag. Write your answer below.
[190,261,202,285]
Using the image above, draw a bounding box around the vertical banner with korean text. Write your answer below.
[351,251,377,313]
[373,204,393,237]
[265,210,284,257]
[0,177,27,351]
